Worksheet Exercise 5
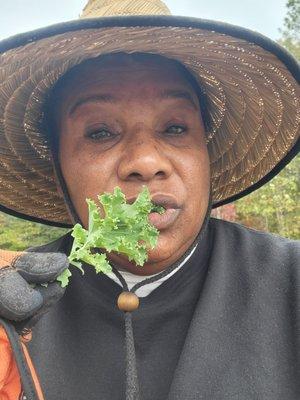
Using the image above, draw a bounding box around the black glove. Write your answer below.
[0,249,69,334]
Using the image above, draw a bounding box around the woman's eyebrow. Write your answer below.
[159,89,198,110]
[69,94,116,115]
[69,89,198,115]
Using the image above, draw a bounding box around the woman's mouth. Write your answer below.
[148,194,182,230]
[148,208,181,230]
[126,192,182,230]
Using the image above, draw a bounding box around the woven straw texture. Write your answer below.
[0,0,299,226]
[81,0,171,17]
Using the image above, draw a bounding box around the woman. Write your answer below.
[0,1,299,399]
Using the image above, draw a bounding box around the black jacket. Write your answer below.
[28,218,300,399]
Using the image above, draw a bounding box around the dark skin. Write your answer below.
[55,55,210,275]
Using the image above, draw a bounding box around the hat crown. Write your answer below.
[80,0,171,18]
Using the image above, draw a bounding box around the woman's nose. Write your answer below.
[117,135,173,182]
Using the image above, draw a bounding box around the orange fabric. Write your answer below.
[0,326,44,400]
[21,344,45,400]
[0,250,23,269]
[0,326,21,400]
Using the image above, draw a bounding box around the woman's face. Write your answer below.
[56,55,210,275]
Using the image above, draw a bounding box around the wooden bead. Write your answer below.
[21,330,32,343]
[117,291,140,312]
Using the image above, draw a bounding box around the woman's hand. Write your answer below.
[0,249,69,334]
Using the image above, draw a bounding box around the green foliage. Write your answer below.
[59,186,164,287]
[236,156,299,239]
[0,212,68,251]
[282,0,300,41]
[278,0,300,59]
[278,36,300,60]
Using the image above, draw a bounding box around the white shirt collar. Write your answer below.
[106,242,199,297]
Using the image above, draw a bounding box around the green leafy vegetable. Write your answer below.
[57,186,165,287]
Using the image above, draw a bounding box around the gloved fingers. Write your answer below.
[0,267,43,321]
[13,252,69,284]
[13,282,66,333]
[36,282,66,308]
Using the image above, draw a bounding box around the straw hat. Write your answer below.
[0,0,299,227]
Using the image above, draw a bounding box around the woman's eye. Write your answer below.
[165,125,187,135]
[86,129,115,140]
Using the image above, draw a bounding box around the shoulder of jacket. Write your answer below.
[210,217,299,244]
[209,217,299,267]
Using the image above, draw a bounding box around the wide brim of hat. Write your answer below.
[0,15,299,228]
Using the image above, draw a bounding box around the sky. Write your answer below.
[0,0,287,42]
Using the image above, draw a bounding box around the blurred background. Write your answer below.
[0,0,299,249]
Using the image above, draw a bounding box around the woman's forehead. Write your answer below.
[46,52,206,133]
[52,53,200,116]
[63,53,190,78]
[61,54,196,94]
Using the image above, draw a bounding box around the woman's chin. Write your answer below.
[105,234,177,275]
[144,235,173,262]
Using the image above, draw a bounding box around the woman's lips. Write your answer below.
[126,192,182,230]
[148,208,181,230]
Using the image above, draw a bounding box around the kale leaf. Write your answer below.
[57,186,164,287]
